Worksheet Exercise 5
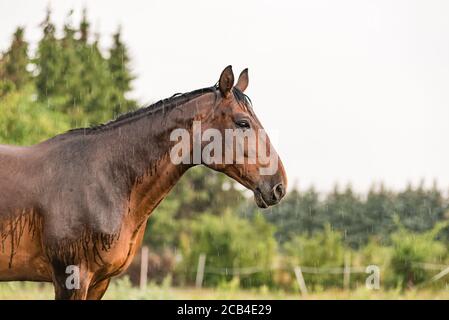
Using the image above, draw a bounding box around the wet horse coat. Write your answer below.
[0,67,287,299]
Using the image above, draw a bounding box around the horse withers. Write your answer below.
[0,66,287,299]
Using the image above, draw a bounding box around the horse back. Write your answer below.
[0,144,38,217]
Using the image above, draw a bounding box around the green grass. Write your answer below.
[1,278,449,300]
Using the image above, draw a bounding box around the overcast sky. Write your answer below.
[1,0,449,192]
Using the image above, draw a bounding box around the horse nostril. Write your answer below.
[272,183,285,202]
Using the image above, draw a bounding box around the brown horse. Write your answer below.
[0,66,287,299]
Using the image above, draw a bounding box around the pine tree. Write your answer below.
[35,8,63,100]
[0,59,15,96]
[0,27,31,90]
[60,10,83,113]
[79,8,89,44]
[78,33,117,124]
[75,10,119,125]
[35,8,135,125]
[108,27,136,115]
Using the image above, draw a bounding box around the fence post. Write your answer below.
[431,266,449,282]
[344,252,351,290]
[140,246,149,291]
[294,266,308,296]
[195,253,206,288]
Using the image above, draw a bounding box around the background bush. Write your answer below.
[177,212,277,288]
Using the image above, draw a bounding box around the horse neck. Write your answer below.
[104,92,218,221]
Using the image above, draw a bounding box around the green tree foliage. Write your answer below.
[394,182,446,233]
[79,8,89,44]
[59,12,84,115]
[172,167,245,219]
[243,188,322,243]
[144,167,246,248]
[0,85,70,145]
[0,27,31,94]
[244,183,449,249]
[177,212,277,288]
[323,185,366,247]
[34,8,63,100]
[361,184,396,244]
[69,12,120,125]
[283,225,346,289]
[141,168,250,285]
[388,221,448,289]
[108,27,136,115]
[34,8,136,126]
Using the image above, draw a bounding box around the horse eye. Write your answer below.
[235,119,250,129]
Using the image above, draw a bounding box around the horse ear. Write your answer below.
[235,68,249,92]
[219,65,234,97]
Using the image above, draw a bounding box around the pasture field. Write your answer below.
[1,278,449,300]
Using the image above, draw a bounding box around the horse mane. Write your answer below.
[66,84,219,135]
[232,87,252,107]
[64,84,252,136]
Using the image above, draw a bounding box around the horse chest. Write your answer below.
[98,219,147,278]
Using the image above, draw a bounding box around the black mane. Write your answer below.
[66,84,252,135]
[233,87,252,106]
[67,85,219,135]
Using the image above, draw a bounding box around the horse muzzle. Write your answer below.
[254,182,286,208]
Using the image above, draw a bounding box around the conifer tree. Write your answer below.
[0,27,31,91]
[59,10,84,114]
[108,27,136,115]
[75,10,119,124]
[79,8,89,44]
[35,8,63,100]
[79,32,117,124]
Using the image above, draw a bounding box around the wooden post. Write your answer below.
[432,265,449,282]
[294,266,308,296]
[344,252,351,290]
[140,246,149,291]
[195,253,206,288]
